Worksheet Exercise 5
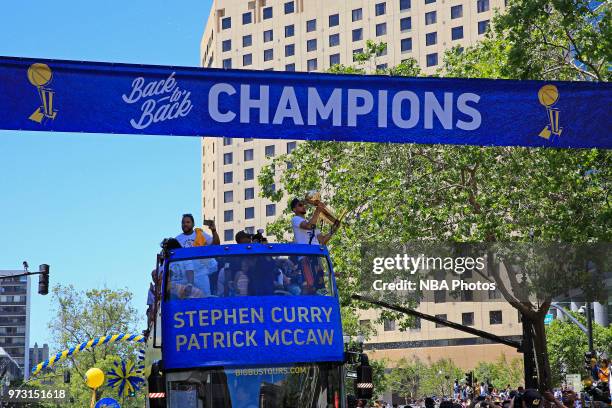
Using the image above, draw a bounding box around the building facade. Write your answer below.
[200,0,506,243]
[0,271,31,379]
[29,342,49,372]
[198,0,520,376]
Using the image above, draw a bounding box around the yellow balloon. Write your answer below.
[85,367,105,389]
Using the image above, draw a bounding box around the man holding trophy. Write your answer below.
[290,191,342,245]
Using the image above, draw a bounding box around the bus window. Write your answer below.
[167,254,333,300]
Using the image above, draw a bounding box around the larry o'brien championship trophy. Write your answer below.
[537,84,562,139]
[27,63,57,123]
[304,190,346,238]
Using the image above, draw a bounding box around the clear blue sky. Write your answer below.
[0,0,213,351]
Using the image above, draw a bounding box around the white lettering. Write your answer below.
[347,89,374,127]
[273,87,304,125]
[240,85,270,124]
[392,91,420,129]
[307,88,342,126]
[209,83,236,122]
[456,93,482,130]
[424,92,453,130]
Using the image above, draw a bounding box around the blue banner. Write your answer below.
[0,56,610,148]
[161,296,344,370]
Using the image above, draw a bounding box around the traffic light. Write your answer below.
[63,370,70,383]
[38,264,49,295]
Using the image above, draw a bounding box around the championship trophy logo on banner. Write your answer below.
[537,84,562,139]
[27,63,58,123]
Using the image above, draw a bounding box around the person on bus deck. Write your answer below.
[215,231,253,296]
[175,213,220,247]
[248,256,277,296]
[290,198,333,245]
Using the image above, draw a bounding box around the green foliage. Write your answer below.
[420,359,463,397]
[473,356,524,390]
[31,285,145,407]
[386,357,427,402]
[546,312,612,386]
[370,358,390,399]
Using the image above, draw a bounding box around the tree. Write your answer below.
[259,6,610,388]
[31,285,145,407]
[473,356,524,390]
[546,312,612,386]
[386,357,427,404]
[420,359,462,397]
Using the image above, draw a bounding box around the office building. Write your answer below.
[29,342,49,371]
[198,0,520,385]
[200,0,505,243]
[0,271,31,379]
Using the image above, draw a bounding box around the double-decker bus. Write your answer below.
[144,242,372,408]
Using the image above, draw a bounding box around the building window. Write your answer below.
[223,190,233,203]
[264,49,273,62]
[376,22,387,36]
[263,6,273,19]
[434,290,445,303]
[425,11,436,25]
[223,137,232,146]
[242,12,252,25]
[376,63,388,70]
[488,289,501,299]
[285,24,295,37]
[478,20,490,34]
[245,187,255,200]
[411,317,421,330]
[224,229,234,242]
[245,207,255,219]
[490,310,503,324]
[222,58,232,69]
[462,312,474,326]
[223,152,233,165]
[285,44,295,57]
[425,0,436,3]
[375,2,386,16]
[221,17,231,29]
[307,58,318,71]
[329,33,340,47]
[244,168,254,180]
[329,13,339,27]
[353,48,363,61]
[264,183,276,194]
[307,39,317,52]
[243,54,252,66]
[224,210,233,222]
[451,26,463,40]
[426,31,437,45]
[400,0,411,10]
[243,35,252,47]
[352,8,363,21]
[401,37,412,52]
[329,53,340,66]
[426,52,438,66]
[286,141,297,153]
[400,17,412,31]
[284,1,295,14]
[307,19,317,32]
[223,171,233,184]
[435,314,447,328]
[266,204,276,217]
[264,29,273,43]
[245,226,255,234]
[461,290,474,301]
[265,145,275,157]
[383,319,395,331]
[244,149,254,161]
[352,28,363,41]
[285,63,295,71]
[244,138,253,142]
[222,39,231,52]
[477,0,490,13]
[451,5,463,19]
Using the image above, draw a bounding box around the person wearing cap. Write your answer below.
[290,198,332,245]
[516,389,543,408]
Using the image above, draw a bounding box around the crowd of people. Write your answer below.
[146,200,335,322]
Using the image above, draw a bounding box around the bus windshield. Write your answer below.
[167,254,334,300]
[166,364,343,408]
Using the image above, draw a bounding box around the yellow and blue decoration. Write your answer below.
[27,63,58,123]
[537,84,562,139]
[31,333,145,376]
[106,360,145,398]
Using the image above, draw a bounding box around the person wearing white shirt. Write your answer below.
[175,213,220,247]
[290,198,332,245]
